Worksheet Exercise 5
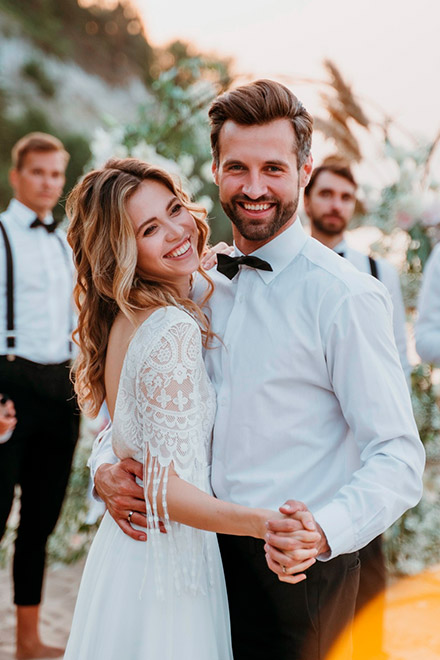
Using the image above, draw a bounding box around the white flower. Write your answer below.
[395,210,416,231]
[420,192,440,227]
[187,79,216,102]
[186,175,203,195]
[178,154,195,177]
[394,192,424,218]
[129,142,180,175]
[197,195,214,214]
[200,160,214,183]
[89,126,128,168]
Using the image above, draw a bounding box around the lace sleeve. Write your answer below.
[137,316,213,596]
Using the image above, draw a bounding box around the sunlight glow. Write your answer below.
[134,0,440,137]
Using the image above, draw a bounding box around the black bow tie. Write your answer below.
[216,253,273,280]
[30,217,57,233]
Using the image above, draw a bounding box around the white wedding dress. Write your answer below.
[64,306,232,660]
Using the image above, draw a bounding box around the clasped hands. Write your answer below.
[264,500,329,585]
[95,461,328,584]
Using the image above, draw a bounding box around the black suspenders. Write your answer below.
[338,250,380,281]
[0,219,73,358]
[368,256,379,280]
[0,221,15,351]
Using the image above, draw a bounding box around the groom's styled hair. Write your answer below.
[208,79,313,168]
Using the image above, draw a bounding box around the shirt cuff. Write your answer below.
[87,446,118,502]
[313,500,356,561]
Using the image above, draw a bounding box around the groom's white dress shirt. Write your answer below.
[90,219,424,559]
[0,199,74,364]
[415,244,440,365]
[333,238,410,380]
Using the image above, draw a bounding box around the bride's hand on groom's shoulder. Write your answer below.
[201,242,234,270]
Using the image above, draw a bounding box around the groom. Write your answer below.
[91,80,424,659]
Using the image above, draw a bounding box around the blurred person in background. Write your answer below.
[0,133,79,659]
[304,159,410,383]
[415,243,440,365]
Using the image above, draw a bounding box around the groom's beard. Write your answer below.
[220,191,299,243]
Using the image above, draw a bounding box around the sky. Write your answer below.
[135,0,440,143]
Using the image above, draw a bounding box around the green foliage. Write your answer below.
[0,0,68,55]
[411,364,440,459]
[0,0,154,84]
[406,223,433,273]
[0,0,142,216]
[21,58,56,97]
[384,476,440,576]
[47,423,100,564]
[383,366,440,576]
[60,134,92,221]
[93,51,234,243]
[368,143,440,574]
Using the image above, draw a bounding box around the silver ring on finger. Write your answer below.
[127,510,134,524]
[282,565,287,574]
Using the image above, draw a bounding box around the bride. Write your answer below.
[63,157,319,659]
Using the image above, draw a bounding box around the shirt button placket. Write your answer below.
[219,271,248,413]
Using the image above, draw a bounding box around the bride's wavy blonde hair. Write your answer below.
[66,157,214,417]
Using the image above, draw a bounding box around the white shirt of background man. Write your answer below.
[0,198,74,364]
[415,243,440,365]
[334,238,411,381]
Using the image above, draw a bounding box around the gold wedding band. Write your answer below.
[127,511,134,524]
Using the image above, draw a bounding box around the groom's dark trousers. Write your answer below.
[218,534,360,660]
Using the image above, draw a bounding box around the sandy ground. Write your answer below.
[0,560,84,660]
[1,559,440,659]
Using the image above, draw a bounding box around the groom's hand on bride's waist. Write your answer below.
[263,500,329,584]
[95,458,149,542]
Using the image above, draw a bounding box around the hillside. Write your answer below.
[0,1,234,238]
[0,0,154,215]
[0,0,154,85]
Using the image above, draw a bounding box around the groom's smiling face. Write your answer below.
[212,118,312,253]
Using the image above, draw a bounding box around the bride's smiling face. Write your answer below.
[127,180,200,294]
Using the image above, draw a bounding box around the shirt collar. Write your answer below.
[233,217,309,284]
[333,238,347,254]
[6,198,54,229]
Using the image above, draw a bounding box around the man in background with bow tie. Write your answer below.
[0,133,79,659]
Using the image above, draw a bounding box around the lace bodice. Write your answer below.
[112,306,217,596]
